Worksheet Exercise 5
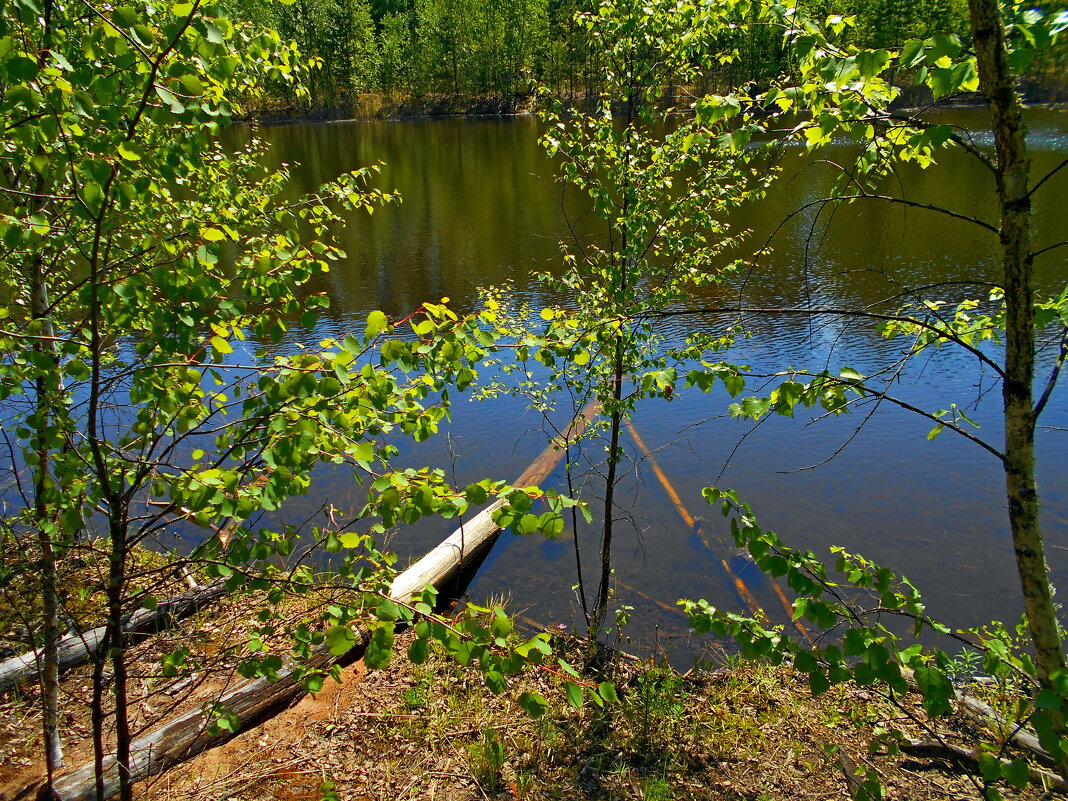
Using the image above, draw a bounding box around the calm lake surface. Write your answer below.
[247,110,1068,661]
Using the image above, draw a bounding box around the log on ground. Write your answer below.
[42,399,600,801]
[0,578,228,695]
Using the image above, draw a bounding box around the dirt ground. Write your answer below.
[1,604,1060,801]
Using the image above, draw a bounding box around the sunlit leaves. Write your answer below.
[325,625,358,656]
[365,309,390,341]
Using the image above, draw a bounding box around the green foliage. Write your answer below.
[640,775,673,801]
[0,0,608,785]
[624,665,686,749]
[680,488,1066,795]
[219,0,1066,116]
[225,0,551,106]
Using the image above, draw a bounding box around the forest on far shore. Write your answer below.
[223,0,1068,114]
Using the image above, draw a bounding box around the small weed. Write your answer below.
[318,778,339,801]
[945,647,984,684]
[641,775,672,800]
[466,727,506,792]
[513,768,538,798]
[401,676,431,712]
[625,665,686,749]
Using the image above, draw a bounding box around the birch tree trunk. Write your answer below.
[969,0,1068,774]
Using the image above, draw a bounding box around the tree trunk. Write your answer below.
[590,346,623,638]
[30,249,64,779]
[969,0,1068,774]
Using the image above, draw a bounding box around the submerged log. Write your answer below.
[45,400,599,801]
[0,578,228,695]
[622,418,811,641]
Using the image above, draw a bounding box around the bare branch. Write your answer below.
[651,305,1006,378]
[1026,157,1068,200]
[1034,327,1068,422]
[1033,240,1068,260]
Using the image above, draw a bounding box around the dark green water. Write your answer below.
[248,110,1068,661]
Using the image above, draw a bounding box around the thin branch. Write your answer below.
[1033,240,1068,260]
[1026,157,1068,200]
[1034,327,1068,422]
[865,386,1005,462]
[837,192,999,233]
[888,111,997,175]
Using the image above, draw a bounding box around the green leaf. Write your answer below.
[65,359,90,380]
[856,49,890,79]
[354,441,374,467]
[407,638,429,664]
[325,625,356,656]
[927,33,962,61]
[365,624,395,669]
[808,670,830,695]
[376,599,402,622]
[900,39,926,68]
[978,753,1002,783]
[518,692,548,717]
[154,84,185,113]
[579,503,593,524]
[365,310,389,340]
[537,512,564,538]
[117,141,142,161]
[598,681,618,703]
[484,670,506,694]
[210,336,232,355]
[466,482,489,504]
[513,513,540,535]
[1001,758,1031,790]
[564,682,584,708]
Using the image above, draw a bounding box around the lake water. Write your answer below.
[245,110,1068,662]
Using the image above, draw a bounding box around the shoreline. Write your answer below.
[242,93,1066,128]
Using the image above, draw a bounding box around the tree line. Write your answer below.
[220,0,1067,112]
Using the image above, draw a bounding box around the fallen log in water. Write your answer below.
[0,578,228,696]
[391,399,599,601]
[622,418,811,642]
[43,400,599,801]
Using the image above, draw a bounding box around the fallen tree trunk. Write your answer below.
[44,400,599,801]
[901,739,1068,793]
[898,667,1055,769]
[956,691,1055,767]
[0,578,228,695]
[45,646,348,801]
